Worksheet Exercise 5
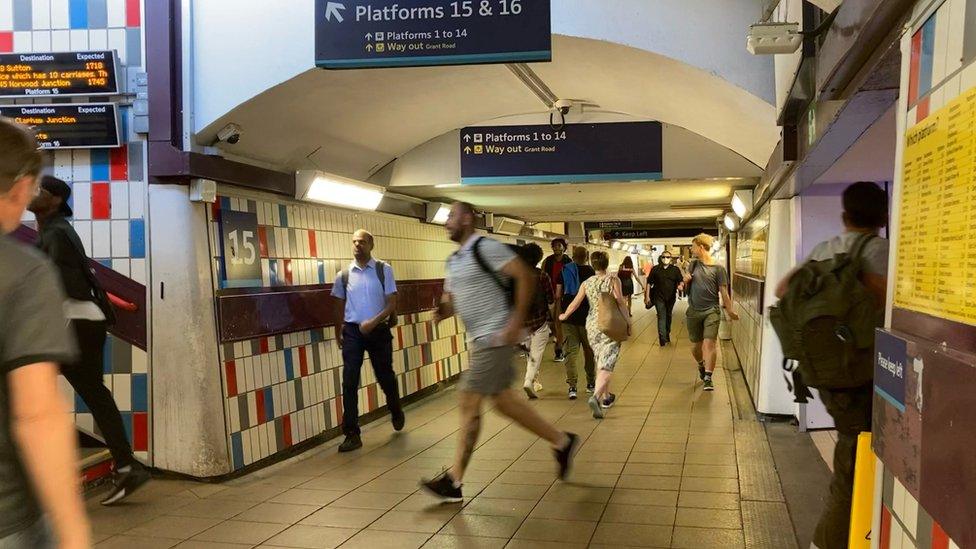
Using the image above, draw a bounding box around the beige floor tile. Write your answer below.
[96,535,180,548]
[191,520,289,545]
[623,463,684,477]
[269,488,347,506]
[678,491,740,510]
[629,452,685,464]
[683,452,737,465]
[166,498,258,520]
[395,492,467,513]
[513,518,597,543]
[680,477,739,493]
[174,541,252,548]
[632,442,686,454]
[610,488,678,507]
[234,501,320,524]
[480,482,549,501]
[460,496,536,517]
[329,490,409,510]
[360,477,426,494]
[601,504,677,525]
[528,500,605,521]
[204,483,289,502]
[300,506,385,528]
[503,540,588,549]
[681,464,738,479]
[508,460,557,473]
[493,470,556,486]
[670,526,744,548]
[571,461,625,475]
[340,529,432,549]
[675,507,742,529]
[440,514,524,538]
[125,515,222,540]
[369,510,458,533]
[423,534,509,548]
[565,472,619,487]
[543,483,613,503]
[590,522,671,547]
[618,474,681,491]
[263,524,358,549]
[575,450,631,463]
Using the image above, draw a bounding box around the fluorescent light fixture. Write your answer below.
[435,183,461,188]
[724,213,740,231]
[425,203,450,224]
[296,170,384,211]
[612,241,622,250]
[731,190,753,218]
[492,216,525,236]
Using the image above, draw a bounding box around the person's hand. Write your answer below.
[727,310,739,321]
[360,319,376,335]
[558,313,568,322]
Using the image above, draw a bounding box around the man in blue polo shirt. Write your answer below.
[331,229,404,452]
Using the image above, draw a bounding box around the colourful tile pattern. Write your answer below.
[877,462,961,549]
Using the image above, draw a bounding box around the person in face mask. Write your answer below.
[644,251,684,346]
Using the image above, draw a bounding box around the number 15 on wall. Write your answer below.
[220,210,262,288]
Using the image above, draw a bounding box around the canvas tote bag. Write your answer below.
[597,275,631,342]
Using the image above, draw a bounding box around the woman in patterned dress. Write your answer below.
[559,251,630,418]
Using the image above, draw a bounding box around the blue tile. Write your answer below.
[121,412,132,442]
[87,0,107,28]
[220,196,232,211]
[231,432,244,469]
[310,330,323,344]
[126,28,142,68]
[98,259,112,268]
[264,387,274,421]
[102,337,111,373]
[69,0,88,29]
[13,0,32,32]
[75,392,89,413]
[129,219,145,258]
[318,260,325,284]
[90,149,110,180]
[279,205,288,227]
[269,260,279,286]
[283,350,294,381]
[130,374,148,412]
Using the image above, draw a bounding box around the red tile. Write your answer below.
[335,396,343,426]
[91,182,111,219]
[260,337,269,354]
[126,0,141,26]
[308,230,317,257]
[909,30,922,105]
[298,346,309,377]
[367,385,377,411]
[255,390,266,425]
[932,521,950,549]
[879,505,892,549]
[257,226,268,257]
[133,413,148,451]
[917,96,930,123]
[211,197,221,218]
[283,414,293,447]
[0,33,13,53]
[225,361,238,396]
[284,259,293,285]
[109,145,128,181]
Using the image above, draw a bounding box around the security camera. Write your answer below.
[553,99,574,115]
[747,22,801,55]
[215,123,243,145]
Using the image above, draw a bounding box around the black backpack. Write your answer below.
[339,260,398,326]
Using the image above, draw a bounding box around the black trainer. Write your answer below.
[392,410,405,432]
[703,375,715,392]
[697,363,707,381]
[100,463,151,506]
[568,386,578,400]
[420,471,463,502]
[338,435,363,452]
[601,393,617,409]
[554,432,580,480]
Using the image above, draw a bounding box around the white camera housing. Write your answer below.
[553,99,574,115]
[747,22,802,55]
[216,123,243,145]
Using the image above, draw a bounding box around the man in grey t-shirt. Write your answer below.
[421,202,579,503]
[0,119,89,549]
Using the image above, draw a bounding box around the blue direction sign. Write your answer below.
[315,0,551,69]
[875,330,907,412]
[460,121,663,185]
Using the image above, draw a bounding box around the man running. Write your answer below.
[421,203,579,501]
[541,238,571,362]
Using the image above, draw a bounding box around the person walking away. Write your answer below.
[0,119,91,548]
[331,229,404,452]
[645,250,684,346]
[29,175,150,505]
[560,251,629,419]
[680,234,738,391]
[542,238,572,362]
[774,182,889,549]
[515,243,553,399]
[556,246,597,399]
[421,203,579,501]
[617,256,640,316]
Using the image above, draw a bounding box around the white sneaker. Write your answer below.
[533,381,543,393]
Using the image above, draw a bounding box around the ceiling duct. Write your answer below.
[493,216,525,236]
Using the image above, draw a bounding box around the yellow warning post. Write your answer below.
[848,432,875,549]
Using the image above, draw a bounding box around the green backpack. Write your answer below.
[768,233,882,389]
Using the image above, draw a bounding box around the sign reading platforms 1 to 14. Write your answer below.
[0,104,120,149]
[315,0,550,69]
[0,51,119,97]
[460,121,663,185]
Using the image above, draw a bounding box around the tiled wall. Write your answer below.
[3,0,150,462]
[877,462,960,549]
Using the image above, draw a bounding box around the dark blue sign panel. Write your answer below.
[220,210,262,289]
[875,329,907,412]
[460,121,663,185]
[315,0,551,69]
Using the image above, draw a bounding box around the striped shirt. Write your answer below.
[445,236,516,345]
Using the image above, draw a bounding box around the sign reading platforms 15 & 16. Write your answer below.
[315,0,550,69]
[460,121,663,185]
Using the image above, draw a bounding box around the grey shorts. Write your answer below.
[0,519,53,549]
[687,307,721,343]
[460,339,516,395]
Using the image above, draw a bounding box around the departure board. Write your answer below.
[0,51,119,97]
[0,104,121,149]
[894,87,976,326]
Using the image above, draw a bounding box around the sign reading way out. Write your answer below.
[460,121,663,185]
[315,0,551,69]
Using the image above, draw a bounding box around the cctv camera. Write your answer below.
[553,99,573,115]
[216,123,242,145]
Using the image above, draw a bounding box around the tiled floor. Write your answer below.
[88,302,797,548]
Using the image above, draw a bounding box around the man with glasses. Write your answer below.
[645,250,684,347]
[0,119,90,548]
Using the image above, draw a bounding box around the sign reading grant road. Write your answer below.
[315,0,550,69]
[460,121,663,185]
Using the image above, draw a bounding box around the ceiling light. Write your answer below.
[435,183,461,188]
[612,241,622,250]
[426,203,450,225]
[724,213,740,232]
[731,190,753,218]
[296,170,384,211]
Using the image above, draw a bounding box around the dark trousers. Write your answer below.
[63,320,135,468]
[654,297,676,341]
[813,384,873,549]
[341,323,402,437]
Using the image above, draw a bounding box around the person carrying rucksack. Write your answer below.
[515,243,554,399]
[772,181,889,549]
[556,246,597,399]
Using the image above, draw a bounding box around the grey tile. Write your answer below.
[88,0,107,28]
[13,0,31,31]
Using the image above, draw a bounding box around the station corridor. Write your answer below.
[85,304,796,549]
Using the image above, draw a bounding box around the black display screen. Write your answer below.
[0,104,121,149]
[0,51,120,97]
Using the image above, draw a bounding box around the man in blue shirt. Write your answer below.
[331,230,404,452]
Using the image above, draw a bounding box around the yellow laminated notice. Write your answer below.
[848,432,876,549]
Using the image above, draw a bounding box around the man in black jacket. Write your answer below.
[29,176,149,505]
[645,250,684,346]
[541,238,572,361]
